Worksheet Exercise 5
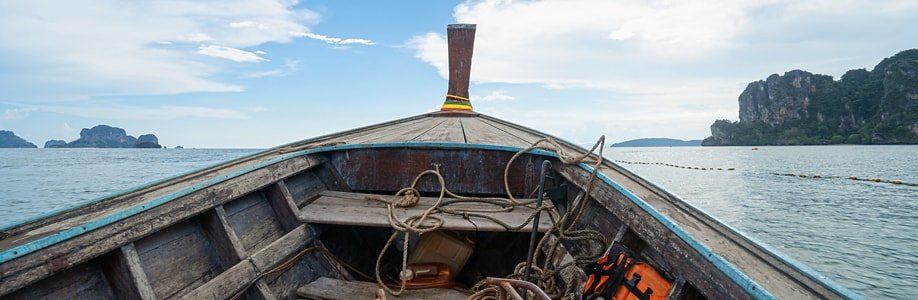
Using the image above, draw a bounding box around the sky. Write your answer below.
[0,0,916,148]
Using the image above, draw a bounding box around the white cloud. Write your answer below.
[181,33,215,43]
[254,50,267,54]
[244,59,300,78]
[0,108,36,120]
[290,31,375,45]
[16,104,249,120]
[0,0,320,100]
[197,45,268,62]
[229,21,266,29]
[475,90,516,102]
[408,0,918,141]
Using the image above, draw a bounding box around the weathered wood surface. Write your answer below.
[329,148,535,196]
[460,117,531,147]
[0,155,324,297]
[296,277,469,300]
[200,206,247,269]
[5,260,115,300]
[446,24,476,100]
[224,192,287,253]
[364,117,448,143]
[180,225,317,300]
[105,243,157,300]
[283,172,327,208]
[412,117,466,142]
[266,181,304,232]
[299,191,551,232]
[134,218,223,299]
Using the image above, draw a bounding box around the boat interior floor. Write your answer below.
[294,187,579,299]
[297,277,469,300]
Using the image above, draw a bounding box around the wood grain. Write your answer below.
[296,277,468,300]
[299,191,551,232]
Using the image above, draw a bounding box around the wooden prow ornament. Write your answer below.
[440,24,476,112]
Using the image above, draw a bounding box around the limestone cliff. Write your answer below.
[704,49,918,145]
[0,130,37,148]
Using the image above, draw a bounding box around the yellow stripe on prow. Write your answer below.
[441,103,473,110]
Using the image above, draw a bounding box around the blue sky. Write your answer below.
[1,0,916,148]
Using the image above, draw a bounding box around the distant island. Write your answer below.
[46,125,162,148]
[611,138,702,147]
[0,130,38,148]
[703,49,918,146]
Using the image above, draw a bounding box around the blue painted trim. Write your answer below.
[622,170,863,300]
[576,162,775,299]
[0,141,855,300]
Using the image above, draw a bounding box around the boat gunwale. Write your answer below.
[477,114,861,300]
[0,113,430,233]
[1,141,776,299]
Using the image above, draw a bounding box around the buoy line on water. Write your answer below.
[771,173,918,187]
[614,160,735,171]
[616,160,917,187]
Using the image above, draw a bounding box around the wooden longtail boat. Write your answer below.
[0,24,859,300]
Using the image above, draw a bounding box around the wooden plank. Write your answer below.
[119,243,157,300]
[667,277,687,300]
[251,280,278,300]
[264,181,302,232]
[179,225,317,300]
[200,206,247,268]
[337,116,434,144]
[135,219,223,299]
[298,191,552,232]
[5,260,115,300]
[477,117,544,145]
[461,117,531,147]
[282,171,326,207]
[361,117,447,143]
[177,258,258,300]
[412,117,466,143]
[224,193,287,253]
[0,155,325,297]
[250,225,315,272]
[296,277,469,300]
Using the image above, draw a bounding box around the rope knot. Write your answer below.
[395,188,420,207]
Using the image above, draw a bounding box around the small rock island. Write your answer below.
[0,130,38,148]
[46,125,162,148]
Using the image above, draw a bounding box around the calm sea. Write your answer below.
[0,146,915,298]
[609,145,918,299]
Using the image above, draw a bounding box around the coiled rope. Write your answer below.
[372,136,610,299]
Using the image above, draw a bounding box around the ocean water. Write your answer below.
[0,148,259,226]
[0,146,915,298]
[609,145,918,299]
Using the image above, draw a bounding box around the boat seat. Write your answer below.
[296,277,469,300]
[298,191,552,232]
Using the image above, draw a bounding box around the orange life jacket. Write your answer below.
[582,244,673,300]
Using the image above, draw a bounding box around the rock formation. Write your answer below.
[135,134,162,148]
[0,130,37,148]
[48,125,163,148]
[704,49,918,145]
[43,140,66,148]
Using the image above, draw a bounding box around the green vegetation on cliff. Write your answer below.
[704,49,918,146]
